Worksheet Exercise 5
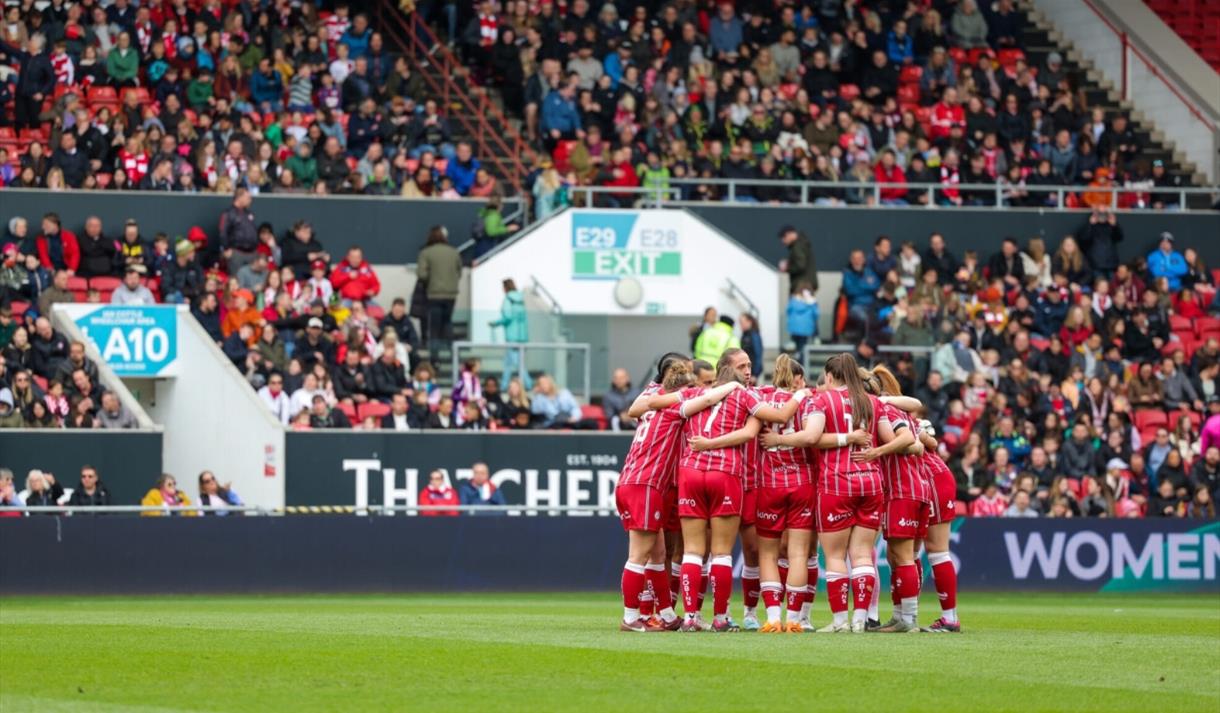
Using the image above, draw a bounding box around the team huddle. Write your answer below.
[614,348,961,634]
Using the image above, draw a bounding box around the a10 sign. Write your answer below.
[76,305,179,377]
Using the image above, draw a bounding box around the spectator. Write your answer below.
[309,394,352,429]
[446,142,481,196]
[30,317,69,379]
[427,396,458,429]
[109,264,155,305]
[219,188,259,274]
[76,217,117,279]
[23,469,63,509]
[66,465,111,508]
[1148,478,1182,517]
[330,247,381,305]
[420,470,460,516]
[37,269,74,316]
[1002,489,1039,518]
[739,313,763,381]
[602,368,640,432]
[1147,232,1188,292]
[530,374,582,429]
[96,391,138,429]
[161,241,205,305]
[970,482,1007,517]
[258,372,292,425]
[192,293,224,345]
[0,387,22,428]
[778,226,817,292]
[1127,361,1164,410]
[197,470,243,515]
[694,316,740,366]
[379,392,414,431]
[842,249,880,332]
[459,462,507,511]
[786,282,819,354]
[140,473,196,516]
[0,468,22,513]
[932,331,984,386]
[1161,357,1203,412]
[416,225,462,356]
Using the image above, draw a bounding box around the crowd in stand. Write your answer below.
[804,214,1219,519]
[0,0,524,199]
[1,0,1211,214]
[0,192,597,431]
[468,0,1201,209]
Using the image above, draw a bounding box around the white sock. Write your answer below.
[765,605,781,623]
[901,597,919,626]
[670,561,682,577]
[714,613,726,624]
[624,607,640,623]
[800,599,812,622]
[833,610,848,626]
[942,607,958,624]
[659,607,677,623]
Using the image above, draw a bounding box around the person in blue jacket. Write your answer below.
[842,249,880,332]
[786,282,819,354]
[249,58,284,113]
[1147,232,1188,291]
[459,462,507,515]
[445,142,480,196]
[540,84,583,147]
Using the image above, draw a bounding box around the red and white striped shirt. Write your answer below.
[618,387,699,491]
[50,51,74,85]
[119,149,149,184]
[680,387,763,477]
[741,385,769,490]
[760,388,815,488]
[922,449,953,487]
[325,13,350,44]
[806,388,887,496]
[878,403,930,503]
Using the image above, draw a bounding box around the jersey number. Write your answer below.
[703,402,723,435]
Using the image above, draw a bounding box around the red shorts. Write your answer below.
[616,484,664,532]
[740,487,757,528]
[928,468,958,525]
[663,485,681,532]
[883,497,930,540]
[816,492,883,533]
[677,467,743,520]
[754,483,816,538]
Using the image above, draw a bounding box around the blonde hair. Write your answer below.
[871,364,903,396]
[772,354,805,390]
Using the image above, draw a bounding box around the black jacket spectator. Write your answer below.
[78,231,119,278]
[67,482,112,507]
[219,203,258,253]
[922,246,959,286]
[1060,437,1094,479]
[222,331,249,368]
[1076,217,1123,275]
[293,333,335,371]
[192,302,223,343]
[381,312,421,352]
[31,327,69,379]
[161,258,205,303]
[332,362,372,401]
[281,232,326,280]
[310,407,352,429]
[987,250,1025,283]
[50,146,89,187]
[368,360,408,400]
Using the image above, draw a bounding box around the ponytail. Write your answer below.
[871,364,903,396]
[772,353,805,390]
[859,367,881,396]
[662,361,694,391]
[825,353,873,429]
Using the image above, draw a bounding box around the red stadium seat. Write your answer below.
[897,84,920,105]
[1195,317,1220,337]
[899,65,923,84]
[948,47,968,67]
[89,276,121,291]
[997,48,1025,68]
[357,401,390,421]
[1132,410,1168,432]
[9,301,29,317]
[337,402,358,424]
[87,86,118,107]
[0,127,14,139]
[32,375,48,392]
[120,87,151,105]
[1169,315,1192,333]
[838,83,860,101]
[581,404,608,430]
[67,276,89,291]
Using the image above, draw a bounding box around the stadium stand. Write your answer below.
[1143,0,1220,72]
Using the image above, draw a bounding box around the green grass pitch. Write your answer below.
[1,592,1218,712]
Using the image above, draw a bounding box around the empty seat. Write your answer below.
[67,275,89,291]
[1132,410,1168,432]
[357,401,390,421]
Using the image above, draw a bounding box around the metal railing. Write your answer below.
[802,342,937,368]
[563,178,1217,210]
[451,340,592,402]
[726,278,760,318]
[374,2,537,193]
[0,504,616,516]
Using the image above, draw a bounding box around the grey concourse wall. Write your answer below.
[0,189,496,264]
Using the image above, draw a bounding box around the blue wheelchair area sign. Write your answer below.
[75,305,179,377]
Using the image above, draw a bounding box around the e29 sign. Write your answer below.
[76,306,179,377]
